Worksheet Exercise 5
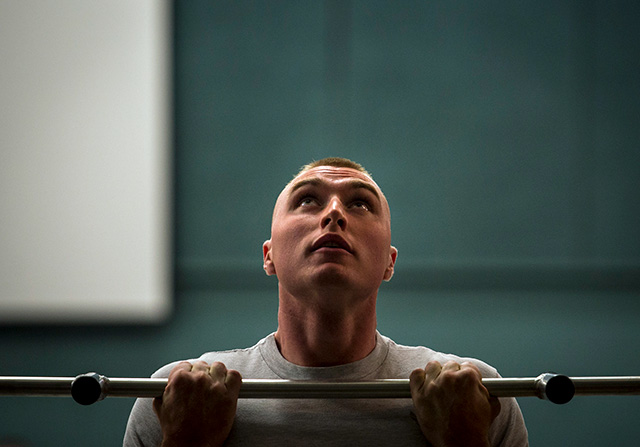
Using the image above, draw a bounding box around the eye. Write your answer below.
[350,200,371,211]
[298,196,319,207]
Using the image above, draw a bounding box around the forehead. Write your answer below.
[272,165,391,222]
[287,166,381,195]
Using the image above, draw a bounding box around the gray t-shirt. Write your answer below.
[123,333,528,446]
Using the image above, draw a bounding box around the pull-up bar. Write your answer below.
[0,373,639,406]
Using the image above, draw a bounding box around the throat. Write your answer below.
[275,304,377,367]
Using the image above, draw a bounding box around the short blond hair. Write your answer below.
[294,157,372,179]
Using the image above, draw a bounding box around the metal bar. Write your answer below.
[0,376,73,396]
[1,373,639,406]
[573,377,640,396]
[0,373,573,404]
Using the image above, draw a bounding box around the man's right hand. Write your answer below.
[153,361,242,447]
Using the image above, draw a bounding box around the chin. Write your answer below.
[313,270,352,287]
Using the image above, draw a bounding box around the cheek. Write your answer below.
[362,228,392,260]
[271,221,309,257]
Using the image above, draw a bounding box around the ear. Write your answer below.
[262,240,276,276]
[383,246,398,281]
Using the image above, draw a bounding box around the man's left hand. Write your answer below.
[409,360,501,447]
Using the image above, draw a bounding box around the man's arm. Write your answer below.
[153,361,242,447]
[409,360,501,447]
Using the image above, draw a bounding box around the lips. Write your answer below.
[311,234,352,253]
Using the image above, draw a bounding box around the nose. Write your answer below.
[321,197,347,230]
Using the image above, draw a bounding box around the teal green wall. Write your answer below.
[1,1,639,445]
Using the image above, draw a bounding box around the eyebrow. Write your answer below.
[289,177,381,200]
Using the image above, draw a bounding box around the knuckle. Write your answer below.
[459,367,480,381]
[439,369,457,383]
[191,371,211,382]
[172,368,191,381]
[192,370,212,385]
[419,381,445,402]
[210,381,227,393]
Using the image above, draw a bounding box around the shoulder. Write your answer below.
[150,334,271,378]
[377,334,528,445]
[378,333,499,378]
[380,335,529,446]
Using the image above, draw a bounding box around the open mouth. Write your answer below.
[311,234,352,253]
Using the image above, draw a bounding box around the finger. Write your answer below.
[225,369,243,394]
[208,361,228,382]
[168,361,195,379]
[441,360,462,373]
[460,361,481,375]
[424,361,443,383]
[190,361,210,373]
[409,368,426,392]
[459,362,485,388]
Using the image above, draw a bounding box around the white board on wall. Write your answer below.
[0,1,172,323]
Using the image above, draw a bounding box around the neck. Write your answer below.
[274,287,378,367]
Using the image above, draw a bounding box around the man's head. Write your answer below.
[262,158,397,304]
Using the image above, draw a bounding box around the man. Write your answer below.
[124,157,528,446]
